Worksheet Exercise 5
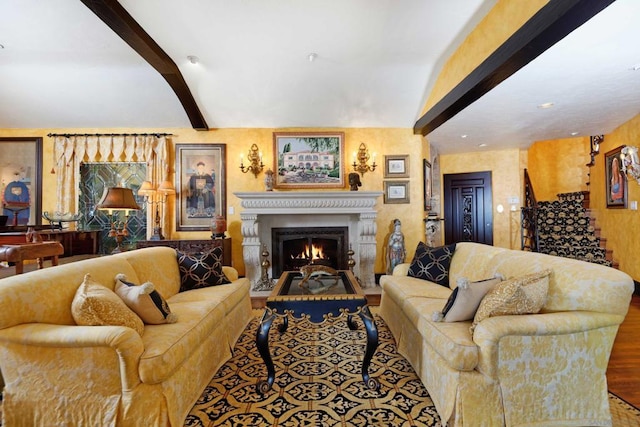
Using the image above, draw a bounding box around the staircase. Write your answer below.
[534,191,614,267]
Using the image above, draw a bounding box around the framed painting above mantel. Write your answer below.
[0,137,43,226]
[273,132,344,189]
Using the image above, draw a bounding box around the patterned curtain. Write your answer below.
[53,135,169,239]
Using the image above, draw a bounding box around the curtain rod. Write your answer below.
[46,132,173,138]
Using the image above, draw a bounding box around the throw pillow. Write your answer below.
[114,274,177,324]
[71,273,144,336]
[407,242,456,287]
[471,269,551,334]
[432,275,504,322]
[177,247,231,292]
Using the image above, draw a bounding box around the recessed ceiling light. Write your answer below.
[630,64,640,71]
[308,53,318,62]
[460,134,468,138]
[570,131,579,136]
[478,143,487,147]
[537,102,554,109]
[187,55,199,64]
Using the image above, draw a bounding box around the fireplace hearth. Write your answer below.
[272,227,348,277]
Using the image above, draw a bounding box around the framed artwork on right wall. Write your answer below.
[605,145,627,208]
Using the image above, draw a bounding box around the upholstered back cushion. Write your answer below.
[117,247,181,299]
[484,248,633,316]
[448,242,508,288]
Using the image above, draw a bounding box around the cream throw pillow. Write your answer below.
[71,274,144,336]
[471,269,551,334]
[432,275,503,322]
[114,273,177,324]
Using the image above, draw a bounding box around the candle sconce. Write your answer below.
[352,142,376,176]
[239,143,265,178]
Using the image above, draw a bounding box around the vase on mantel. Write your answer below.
[264,168,274,191]
[211,215,227,239]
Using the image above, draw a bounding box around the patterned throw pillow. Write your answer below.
[71,273,144,336]
[407,242,457,287]
[471,269,551,334]
[177,247,231,292]
[114,274,177,324]
[432,275,503,322]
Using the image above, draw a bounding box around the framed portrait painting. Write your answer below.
[175,144,226,231]
[0,137,43,226]
[273,132,344,189]
[423,159,432,211]
[605,145,627,208]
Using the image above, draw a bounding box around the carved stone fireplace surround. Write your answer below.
[235,191,383,290]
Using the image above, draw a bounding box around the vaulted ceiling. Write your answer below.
[2,1,639,154]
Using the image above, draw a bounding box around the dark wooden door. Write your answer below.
[443,171,493,245]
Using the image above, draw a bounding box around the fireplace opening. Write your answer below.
[272,227,348,278]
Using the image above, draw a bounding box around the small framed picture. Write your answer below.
[384,181,410,204]
[384,155,409,178]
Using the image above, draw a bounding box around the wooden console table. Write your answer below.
[136,238,232,266]
[0,230,99,257]
[0,241,64,274]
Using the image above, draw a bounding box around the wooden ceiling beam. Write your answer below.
[414,0,616,137]
[81,0,208,130]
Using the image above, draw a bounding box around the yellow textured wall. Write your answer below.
[527,137,591,201]
[588,114,640,282]
[439,149,522,249]
[0,127,427,276]
[421,0,548,115]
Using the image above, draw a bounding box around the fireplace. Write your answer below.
[272,226,348,277]
[235,191,383,290]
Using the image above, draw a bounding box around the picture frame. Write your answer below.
[0,137,43,226]
[384,181,410,204]
[384,154,409,178]
[605,145,627,208]
[423,159,432,211]
[273,132,344,189]
[175,144,226,231]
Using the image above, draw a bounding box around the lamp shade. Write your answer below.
[158,180,176,195]
[97,187,141,212]
[138,180,155,196]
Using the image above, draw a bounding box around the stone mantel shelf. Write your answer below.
[234,191,383,214]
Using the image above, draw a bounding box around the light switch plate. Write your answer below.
[228,206,235,215]
[630,201,638,211]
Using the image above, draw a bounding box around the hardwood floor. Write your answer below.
[607,293,640,407]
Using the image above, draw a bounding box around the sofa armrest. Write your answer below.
[0,323,144,391]
[392,263,411,276]
[222,266,239,281]
[473,311,624,377]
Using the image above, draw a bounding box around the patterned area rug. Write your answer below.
[185,315,640,427]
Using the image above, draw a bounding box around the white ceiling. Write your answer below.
[1,1,639,155]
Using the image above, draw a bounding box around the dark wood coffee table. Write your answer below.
[255,270,379,394]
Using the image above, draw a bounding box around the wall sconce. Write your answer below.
[239,143,264,178]
[586,135,603,167]
[138,180,176,240]
[352,142,377,176]
[621,145,640,184]
[96,187,140,253]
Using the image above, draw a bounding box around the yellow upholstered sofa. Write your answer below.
[379,242,634,427]
[0,246,252,426]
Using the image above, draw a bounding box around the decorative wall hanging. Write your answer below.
[621,145,640,185]
[175,144,226,231]
[384,155,409,178]
[605,146,627,208]
[273,132,344,189]
[384,181,410,204]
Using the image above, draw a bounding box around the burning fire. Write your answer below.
[291,243,326,260]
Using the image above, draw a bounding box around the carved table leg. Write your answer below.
[359,306,380,390]
[256,310,276,394]
[347,314,358,330]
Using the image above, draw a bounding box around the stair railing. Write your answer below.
[521,169,539,251]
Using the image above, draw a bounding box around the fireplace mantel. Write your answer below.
[235,191,383,289]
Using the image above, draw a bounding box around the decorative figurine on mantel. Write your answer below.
[386,218,406,274]
[348,172,362,191]
[264,168,274,191]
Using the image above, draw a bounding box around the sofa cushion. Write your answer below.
[435,275,503,322]
[403,297,479,371]
[114,274,177,324]
[471,269,551,333]
[71,273,144,336]
[380,275,452,308]
[177,248,231,292]
[407,243,456,287]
